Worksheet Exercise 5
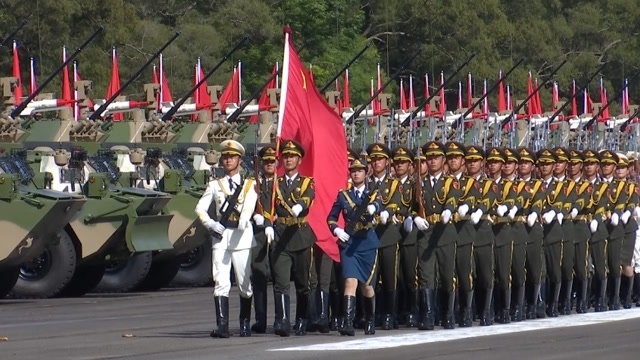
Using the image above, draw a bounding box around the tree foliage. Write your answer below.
[1,0,640,112]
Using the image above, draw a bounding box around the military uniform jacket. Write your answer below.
[605,179,629,240]
[474,177,501,247]
[510,178,532,245]
[413,173,460,246]
[195,175,258,250]
[368,175,402,248]
[560,178,577,243]
[624,181,639,234]
[454,174,481,246]
[397,176,418,246]
[572,179,594,244]
[269,174,317,252]
[327,186,383,248]
[252,173,275,241]
[540,178,566,245]
[492,177,517,247]
[587,179,611,243]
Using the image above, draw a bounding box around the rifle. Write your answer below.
[500,59,568,129]
[0,20,27,49]
[11,26,104,118]
[620,105,640,132]
[400,53,476,127]
[90,32,180,120]
[319,43,371,93]
[414,147,426,219]
[162,36,249,121]
[345,50,422,125]
[253,148,265,217]
[583,70,640,130]
[213,178,245,239]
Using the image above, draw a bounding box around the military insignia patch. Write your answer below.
[525,185,531,192]
[399,185,403,192]
[453,182,459,189]
[474,182,480,190]
[493,184,498,193]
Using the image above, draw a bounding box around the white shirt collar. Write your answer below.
[520,176,532,181]
[400,175,409,184]
[373,174,386,183]
[354,184,365,194]
[430,172,442,182]
[603,176,613,183]
[225,173,242,187]
[454,172,463,180]
[285,173,299,182]
[554,175,566,182]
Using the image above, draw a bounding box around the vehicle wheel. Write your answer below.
[137,257,182,291]
[9,231,77,299]
[169,239,212,287]
[93,252,153,293]
[58,264,106,297]
[0,267,19,298]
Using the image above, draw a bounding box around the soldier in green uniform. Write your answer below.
[600,150,629,310]
[536,149,566,317]
[250,144,277,333]
[366,143,402,330]
[614,153,638,309]
[412,141,460,330]
[553,147,579,315]
[391,146,420,327]
[264,139,317,337]
[567,149,593,314]
[465,145,497,326]
[446,141,481,327]
[485,147,517,324]
[582,150,610,312]
[516,147,545,319]
[503,148,528,321]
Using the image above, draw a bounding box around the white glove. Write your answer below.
[470,209,483,224]
[403,217,413,232]
[589,219,598,233]
[265,226,275,244]
[497,205,508,217]
[210,220,226,234]
[570,208,578,220]
[203,219,216,231]
[508,206,518,220]
[334,227,350,242]
[392,214,400,224]
[441,209,452,224]
[527,213,537,227]
[557,212,564,225]
[367,204,377,216]
[291,204,303,218]
[379,210,390,225]
[634,207,640,219]
[238,218,250,230]
[414,216,430,231]
[610,212,620,226]
[457,204,470,218]
[253,213,265,226]
[621,210,631,224]
[542,210,556,224]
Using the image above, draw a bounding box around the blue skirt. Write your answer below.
[340,229,380,284]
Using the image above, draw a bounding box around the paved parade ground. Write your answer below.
[1,287,640,360]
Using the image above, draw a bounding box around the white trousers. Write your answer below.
[634,228,640,274]
[212,247,253,298]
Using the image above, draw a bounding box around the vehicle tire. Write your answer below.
[9,231,77,299]
[0,267,20,298]
[58,264,106,297]
[137,257,182,291]
[169,239,212,287]
[93,252,153,293]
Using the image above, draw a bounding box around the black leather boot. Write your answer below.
[459,290,473,327]
[210,296,230,338]
[609,276,621,311]
[442,290,456,329]
[239,296,252,337]
[536,283,547,319]
[525,282,538,320]
[511,286,525,322]
[499,288,511,324]
[418,289,435,330]
[315,290,330,333]
[479,287,494,326]
[559,280,573,315]
[340,295,356,336]
[294,292,309,336]
[407,289,419,327]
[546,282,561,317]
[273,293,291,337]
[595,278,608,312]
[576,279,588,313]
[381,290,396,330]
[364,295,376,335]
[329,290,341,331]
[251,289,267,333]
[305,290,319,333]
[621,275,633,309]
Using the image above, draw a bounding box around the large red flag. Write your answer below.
[12,41,22,105]
[277,27,347,262]
[106,47,123,121]
[249,63,278,124]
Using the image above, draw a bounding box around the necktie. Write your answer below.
[287,179,293,187]
[228,178,235,191]
[431,177,436,187]
[355,189,361,199]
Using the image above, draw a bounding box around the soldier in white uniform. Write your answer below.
[195,140,258,338]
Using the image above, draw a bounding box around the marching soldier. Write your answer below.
[366,143,402,330]
[600,150,629,310]
[412,141,460,330]
[392,146,419,327]
[465,145,496,326]
[615,153,638,309]
[195,140,259,338]
[485,147,517,324]
[582,149,610,312]
[503,148,528,321]
[567,149,592,314]
[536,149,566,317]
[446,141,481,327]
[327,159,382,336]
[264,139,317,336]
[250,144,277,333]
[516,147,545,319]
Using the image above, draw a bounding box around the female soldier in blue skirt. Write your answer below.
[327,159,382,336]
